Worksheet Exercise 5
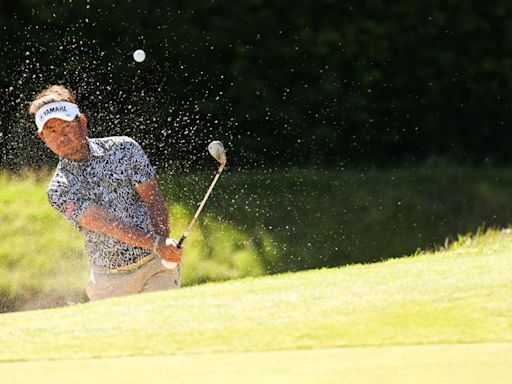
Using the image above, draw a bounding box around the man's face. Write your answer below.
[40,117,88,160]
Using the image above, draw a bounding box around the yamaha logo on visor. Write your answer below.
[35,101,80,133]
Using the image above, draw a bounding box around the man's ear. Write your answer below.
[38,131,46,142]
[79,114,88,136]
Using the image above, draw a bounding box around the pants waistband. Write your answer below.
[93,254,156,274]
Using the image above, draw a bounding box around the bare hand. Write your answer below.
[157,238,183,264]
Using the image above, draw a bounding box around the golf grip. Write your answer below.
[177,163,226,248]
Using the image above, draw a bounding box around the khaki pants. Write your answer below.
[86,256,181,302]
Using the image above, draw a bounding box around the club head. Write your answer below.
[208,141,227,165]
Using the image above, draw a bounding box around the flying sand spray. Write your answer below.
[161,141,227,269]
[131,50,227,268]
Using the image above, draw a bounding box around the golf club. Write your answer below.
[161,141,227,269]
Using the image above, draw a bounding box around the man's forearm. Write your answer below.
[79,204,157,250]
[147,192,170,237]
[134,177,170,238]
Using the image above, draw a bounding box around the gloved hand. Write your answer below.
[157,238,183,269]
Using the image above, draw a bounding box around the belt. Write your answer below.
[97,253,156,274]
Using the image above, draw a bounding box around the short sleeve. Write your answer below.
[47,183,94,229]
[129,140,157,185]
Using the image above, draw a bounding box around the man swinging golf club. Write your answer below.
[29,85,182,301]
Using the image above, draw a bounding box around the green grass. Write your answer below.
[0,229,511,382]
[2,167,512,312]
[3,344,511,384]
[0,172,88,310]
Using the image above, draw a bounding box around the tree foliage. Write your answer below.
[1,0,512,168]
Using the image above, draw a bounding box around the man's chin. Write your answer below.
[59,148,75,157]
[60,147,79,159]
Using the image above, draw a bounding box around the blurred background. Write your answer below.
[1,0,512,311]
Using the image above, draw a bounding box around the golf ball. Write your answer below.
[133,49,146,63]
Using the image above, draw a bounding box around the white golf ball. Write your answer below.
[133,49,146,63]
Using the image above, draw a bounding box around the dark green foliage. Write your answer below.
[1,1,512,168]
[163,167,512,273]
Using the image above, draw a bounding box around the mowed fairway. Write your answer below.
[0,230,511,383]
[3,344,511,384]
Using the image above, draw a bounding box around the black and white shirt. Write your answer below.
[47,136,157,269]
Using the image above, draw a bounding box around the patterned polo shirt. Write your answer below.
[47,136,157,269]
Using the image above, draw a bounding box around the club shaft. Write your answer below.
[177,163,225,248]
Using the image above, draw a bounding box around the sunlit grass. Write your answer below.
[0,173,87,301]
[0,229,510,360]
[2,344,511,384]
[0,215,510,382]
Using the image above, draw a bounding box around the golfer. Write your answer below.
[29,85,182,301]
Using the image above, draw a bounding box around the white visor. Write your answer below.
[35,101,80,133]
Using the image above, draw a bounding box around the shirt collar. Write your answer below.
[88,138,104,157]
